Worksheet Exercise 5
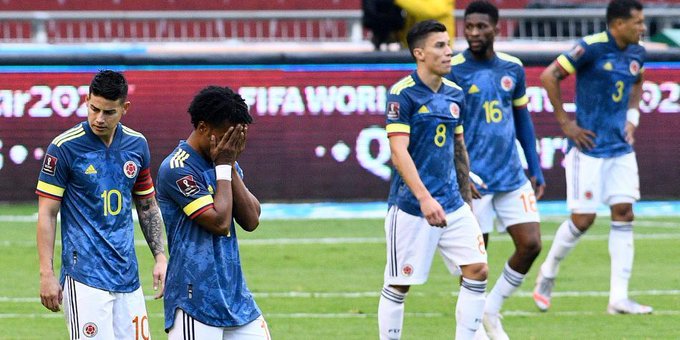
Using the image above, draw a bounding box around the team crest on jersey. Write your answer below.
[584,191,594,200]
[176,175,200,197]
[629,60,640,75]
[500,76,514,91]
[568,45,585,60]
[387,102,400,119]
[449,103,460,118]
[41,154,58,176]
[123,161,138,178]
[82,322,98,337]
[402,264,414,277]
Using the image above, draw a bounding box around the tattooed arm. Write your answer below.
[134,196,167,299]
[454,132,472,205]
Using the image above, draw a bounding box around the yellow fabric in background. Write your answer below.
[395,0,455,48]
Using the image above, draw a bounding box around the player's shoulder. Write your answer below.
[628,41,646,55]
[450,52,466,67]
[496,52,524,67]
[582,31,609,46]
[163,146,195,172]
[441,77,463,92]
[50,123,87,148]
[389,74,416,95]
[120,124,147,141]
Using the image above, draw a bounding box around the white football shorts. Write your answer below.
[63,275,150,340]
[472,180,541,234]
[168,309,271,340]
[383,204,487,286]
[565,148,640,213]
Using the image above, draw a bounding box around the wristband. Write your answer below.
[626,108,640,127]
[215,164,232,181]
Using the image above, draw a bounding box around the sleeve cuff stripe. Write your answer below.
[183,195,214,217]
[36,181,65,198]
[557,55,576,74]
[513,95,529,107]
[386,123,410,134]
[36,190,62,201]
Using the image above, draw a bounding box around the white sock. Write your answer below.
[609,221,634,304]
[484,262,525,315]
[541,219,583,278]
[456,278,487,340]
[378,285,406,340]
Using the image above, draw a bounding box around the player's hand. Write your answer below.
[152,253,167,299]
[234,125,248,159]
[419,196,447,228]
[39,273,62,312]
[470,183,482,200]
[624,122,636,145]
[210,125,246,165]
[530,176,546,200]
[561,120,596,150]
[468,171,486,200]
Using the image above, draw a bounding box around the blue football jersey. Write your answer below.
[36,122,155,292]
[447,50,530,193]
[157,141,261,330]
[557,30,645,158]
[385,71,466,216]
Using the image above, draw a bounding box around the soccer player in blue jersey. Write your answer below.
[446,2,545,338]
[156,86,269,339]
[378,20,488,340]
[36,70,167,339]
[533,0,651,315]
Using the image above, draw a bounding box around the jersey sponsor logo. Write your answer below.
[630,60,640,75]
[417,105,429,114]
[82,322,98,338]
[568,45,585,60]
[387,102,400,119]
[468,84,480,94]
[501,76,514,91]
[123,161,138,179]
[401,264,413,276]
[41,154,58,176]
[85,164,97,175]
[176,175,200,197]
[449,102,460,118]
[603,61,613,71]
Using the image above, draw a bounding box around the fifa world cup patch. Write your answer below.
[41,154,58,176]
[82,322,98,338]
[176,175,200,197]
[387,102,400,119]
[123,161,139,178]
[568,45,585,60]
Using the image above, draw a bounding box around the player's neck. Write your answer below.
[98,131,116,147]
[186,131,210,161]
[416,68,443,92]
[610,30,630,50]
[470,47,494,61]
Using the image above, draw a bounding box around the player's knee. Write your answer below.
[521,237,542,259]
[388,284,410,294]
[611,205,634,222]
[571,214,596,230]
[461,263,488,281]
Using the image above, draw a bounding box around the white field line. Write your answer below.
[2,231,680,248]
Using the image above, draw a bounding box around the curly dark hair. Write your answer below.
[465,1,499,25]
[89,70,128,102]
[188,86,253,128]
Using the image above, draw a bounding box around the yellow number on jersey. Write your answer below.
[612,80,624,102]
[483,100,502,123]
[101,189,122,216]
[434,124,446,147]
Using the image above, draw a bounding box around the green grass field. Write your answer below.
[1,202,679,339]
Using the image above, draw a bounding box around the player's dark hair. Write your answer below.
[89,70,128,102]
[606,0,643,24]
[188,86,252,128]
[465,0,499,25]
[406,19,447,58]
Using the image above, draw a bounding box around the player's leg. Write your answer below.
[63,275,115,340]
[112,286,150,340]
[223,315,271,340]
[167,308,224,340]
[379,206,440,340]
[471,194,495,247]
[603,152,651,314]
[534,148,599,311]
[439,204,488,339]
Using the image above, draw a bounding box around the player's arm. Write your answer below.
[540,59,596,150]
[389,134,447,227]
[231,169,261,232]
[453,129,472,205]
[625,72,644,145]
[36,196,63,312]
[193,125,246,236]
[513,104,545,199]
[133,195,167,298]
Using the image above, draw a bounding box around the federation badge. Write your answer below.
[82,322,98,338]
[568,44,585,60]
[387,102,400,119]
[449,102,460,118]
[500,76,514,91]
[41,154,58,176]
[123,161,138,178]
[629,60,640,75]
[402,264,414,277]
[176,175,200,197]
[584,191,593,200]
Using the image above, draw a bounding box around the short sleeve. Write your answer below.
[158,165,214,220]
[133,140,155,198]
[36,143,69,200]
[557,39,596,75]
[385,91,413,138]
[512,67,529,108]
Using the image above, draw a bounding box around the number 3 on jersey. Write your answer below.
[434,124,447,147]
[612,80,624,102]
